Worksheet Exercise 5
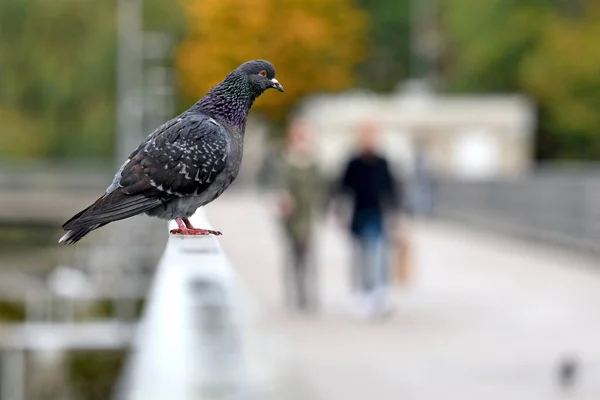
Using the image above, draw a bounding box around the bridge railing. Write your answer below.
[116,209,287,400]
[433,172,600,254]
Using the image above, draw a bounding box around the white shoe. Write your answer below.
[349,293,371,319]
[368,288,393,319]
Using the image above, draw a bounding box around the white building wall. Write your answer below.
[297,88,535,181]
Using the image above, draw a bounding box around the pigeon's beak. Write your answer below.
[270,78,284,92]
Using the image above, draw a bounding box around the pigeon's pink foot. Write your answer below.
[169,228,222,236]
[170,217,222,236]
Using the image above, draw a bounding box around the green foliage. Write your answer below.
[93,299,146,319]
[0,0,184,160]
[355,0,411,91]
[0,0,118,159]
[443,0,600,159]
[67,350,126,400]
[144,0,186,32]
[442,0,554,92]
[521,2,600,159]
[0,301,25,322]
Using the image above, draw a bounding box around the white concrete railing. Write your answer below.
[117,209,279,400]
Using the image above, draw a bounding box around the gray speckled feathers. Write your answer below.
[60,60,283,244]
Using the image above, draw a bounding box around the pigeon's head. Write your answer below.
[236,60,284,95]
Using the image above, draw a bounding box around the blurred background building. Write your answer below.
[1,0,600,398]
[298,85,535,181]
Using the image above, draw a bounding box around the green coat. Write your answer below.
[277,153,322,244]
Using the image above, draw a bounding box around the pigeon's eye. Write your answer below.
[259,70,267,77]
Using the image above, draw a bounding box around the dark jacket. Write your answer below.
[338,153,401,236]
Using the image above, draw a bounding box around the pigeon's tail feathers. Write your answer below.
[60,189,163,244]
[59,224,104,245]
[62,207,89,230]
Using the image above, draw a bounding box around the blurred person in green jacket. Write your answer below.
[277,120,322,313]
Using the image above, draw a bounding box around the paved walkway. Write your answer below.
[207,190,600,400]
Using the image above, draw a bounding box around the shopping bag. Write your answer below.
[394,228,412,285]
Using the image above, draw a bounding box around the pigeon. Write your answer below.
[557,353,579,388]
[60,59,284,245]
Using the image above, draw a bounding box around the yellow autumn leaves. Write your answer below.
[175,0,368,124]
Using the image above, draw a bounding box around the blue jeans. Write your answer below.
[351,219,389,296]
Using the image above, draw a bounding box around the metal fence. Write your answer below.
[432,169,600,255]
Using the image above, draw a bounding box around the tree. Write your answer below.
[441,0,554,93]
[441,0,600,160]
[0,0,117,159]
[354,0,411,91]
[0,0,184,160]
[175,0,368,126]
[520,1,600,159]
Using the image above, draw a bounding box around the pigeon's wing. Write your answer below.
[62,114,229,232]
[129,114,230,197]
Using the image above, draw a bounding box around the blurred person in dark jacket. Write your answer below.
[277,120,322,313]
[335,121,401,318]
